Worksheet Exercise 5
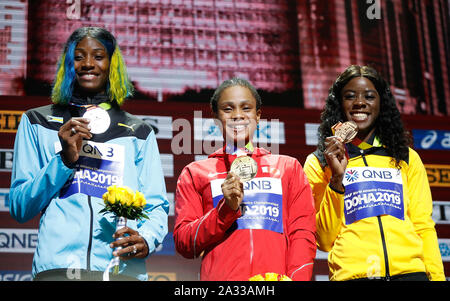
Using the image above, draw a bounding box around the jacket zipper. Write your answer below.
[86,195,94,271]
[249,229,254,267]
[360,150,390,280]
[377,216,391,280]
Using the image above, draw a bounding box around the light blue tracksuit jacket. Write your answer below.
[9,102,169,280]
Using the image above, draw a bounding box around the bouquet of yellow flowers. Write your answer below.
[100,185,148,221]
[100,185,148,279]
[249,273,292,281]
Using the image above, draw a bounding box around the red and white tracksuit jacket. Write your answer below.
[174,147,316,281]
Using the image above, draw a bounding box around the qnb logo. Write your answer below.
[345,170,359,182]
[346,168,395,182]
[243,180,272,191]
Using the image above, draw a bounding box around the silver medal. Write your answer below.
[83,107,110,134]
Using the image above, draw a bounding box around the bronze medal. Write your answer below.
[332,121,358,143]
[230,156,258,182]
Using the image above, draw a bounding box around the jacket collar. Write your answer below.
[70,91,110,106]
[347,132,385,158]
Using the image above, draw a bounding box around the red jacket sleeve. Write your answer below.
[173,166,241,259]
[285,159,317,280]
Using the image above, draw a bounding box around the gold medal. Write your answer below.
[230,156,258,182]
[332,121,358,143]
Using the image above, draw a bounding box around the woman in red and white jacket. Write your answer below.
[173,78,316,281]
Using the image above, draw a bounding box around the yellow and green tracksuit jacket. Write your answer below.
[304,141,445,281]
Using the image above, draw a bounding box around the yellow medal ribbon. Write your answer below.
[351,135,383,150]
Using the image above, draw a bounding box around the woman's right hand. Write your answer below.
[324,136,348,192]
[58,117,92,166]
[221,172,244,211]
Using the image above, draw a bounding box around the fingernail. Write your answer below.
[110,243,113,248]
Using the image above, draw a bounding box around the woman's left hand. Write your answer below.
[110,227,148,260]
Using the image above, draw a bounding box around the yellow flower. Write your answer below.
[134,191,146,208]
[124,187,134,206]
[103,185,117,205]
[107,193,115,205]
[279,275,292,281]
[249,274,265,281]
[249,273,292,281]
[100,185,149,221]
[264,273,279,281]
[116,187,126,205]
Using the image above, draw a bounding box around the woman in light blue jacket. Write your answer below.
[9,27,169,281]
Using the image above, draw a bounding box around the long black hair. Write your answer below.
[316,65,411,168]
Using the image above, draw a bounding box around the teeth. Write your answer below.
[228,124,247,131]
[81,74,96,80]
[352,113,368,120]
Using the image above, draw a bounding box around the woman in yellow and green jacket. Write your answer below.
[304,65,445,281]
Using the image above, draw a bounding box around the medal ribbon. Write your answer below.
[224,141,254,172]
[225,141,254,156]
[69,102,112,111]
[350,135,383,149]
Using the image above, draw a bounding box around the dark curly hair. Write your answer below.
[316,65,411,168]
